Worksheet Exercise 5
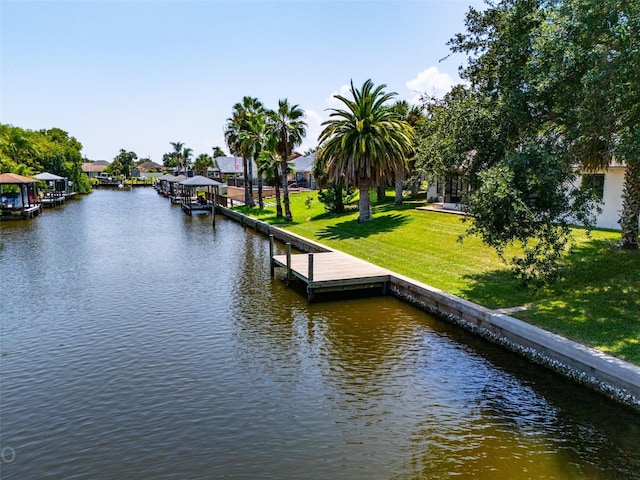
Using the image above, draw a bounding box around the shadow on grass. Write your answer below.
[316,213,411,240]
[461,238,640,363]
[459,269,529,310]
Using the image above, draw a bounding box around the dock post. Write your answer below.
[269,235,275,277]
[285,243,291,285]
[307,253,314,303]
[307,286,314,303]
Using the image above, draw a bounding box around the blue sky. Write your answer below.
[1,0,483,162]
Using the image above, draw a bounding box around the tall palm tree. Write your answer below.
[225,97,265,207]
[389,100,423,204]
[170,141,184,172]
[182,147,193,174]
[239,113,269,209]
[269,99,307,221]
[318,79,414,222]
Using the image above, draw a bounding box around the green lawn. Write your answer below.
[235,191,640,364]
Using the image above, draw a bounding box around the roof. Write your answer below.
[215,156,257,175]
[0,173,37,184]
[82,162,109,173]
[179,175,224,187]
[290,153,315,173]
[168,175,187,183]
[34,172,66,181]
[135,161,163,172]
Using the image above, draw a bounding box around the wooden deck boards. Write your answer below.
[271,251,391,301]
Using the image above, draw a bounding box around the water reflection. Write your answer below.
[1,188,639,479]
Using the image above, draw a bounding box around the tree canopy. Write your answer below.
[423,0,640,283]
[319,79,414,222]
[0,124,91,193]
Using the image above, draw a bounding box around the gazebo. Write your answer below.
[155,174,175,196]
[178,175,223,215]
[34,172,69,207]
[168,175,187,203]
[0,173,42,220]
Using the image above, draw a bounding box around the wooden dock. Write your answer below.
[270,236,390,302]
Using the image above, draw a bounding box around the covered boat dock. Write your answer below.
[34,172,69,207]
[178,175,223,215]
[0,173,42,220]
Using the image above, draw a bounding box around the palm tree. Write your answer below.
[225,97,265,207]
[212,146,225,158]
[194,153,213,176]
[257,148,283,215]
[169,141,184,172]
[389,100,423,204]
[318,79,414,222]
[182,147,193,174]
[239,113,269,209]
[268,99,307,222]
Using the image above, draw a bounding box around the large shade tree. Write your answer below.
[450,0,640,250]
[318,79,414,223]
[0,124,91,193]
[268,99,307,222]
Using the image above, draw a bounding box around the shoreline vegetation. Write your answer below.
[234,190,639,366]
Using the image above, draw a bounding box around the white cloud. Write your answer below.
[325,84,351,108]
[294,84,351,153]
[406,67,457,104]
[299,109,324,153]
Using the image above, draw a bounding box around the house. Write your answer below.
[132,161,164,177]
[288,154,316,189]
[576,165,626,230]
[214,156,257,185]
[426,171,471,211]
[82,160,110,178]
[426,164,630,231]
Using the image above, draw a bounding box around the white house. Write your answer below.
[576,165,625,231]
[426,165,629,231]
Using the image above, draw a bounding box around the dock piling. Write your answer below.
[269,235,275,277]
[285,243,292,285]
[307,253,314,302]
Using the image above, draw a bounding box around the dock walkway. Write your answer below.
[270,238,390,302]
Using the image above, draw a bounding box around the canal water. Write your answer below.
[1,188,638,479]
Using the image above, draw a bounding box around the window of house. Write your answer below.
[581,174,605,201]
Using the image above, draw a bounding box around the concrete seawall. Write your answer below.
[217,206,640,410]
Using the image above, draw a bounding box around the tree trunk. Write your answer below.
[358,181,372,222]
[335,181,345,213]
[395,165,405,205]
[275,166,283,218]
[620,160,640,250]
[376,183,386,203]
[257,175,264,210]
[243,157,252,206]
[246,157,255,207]
[281,159,292,221]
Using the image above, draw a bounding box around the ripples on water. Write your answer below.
[1,188,639,479]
